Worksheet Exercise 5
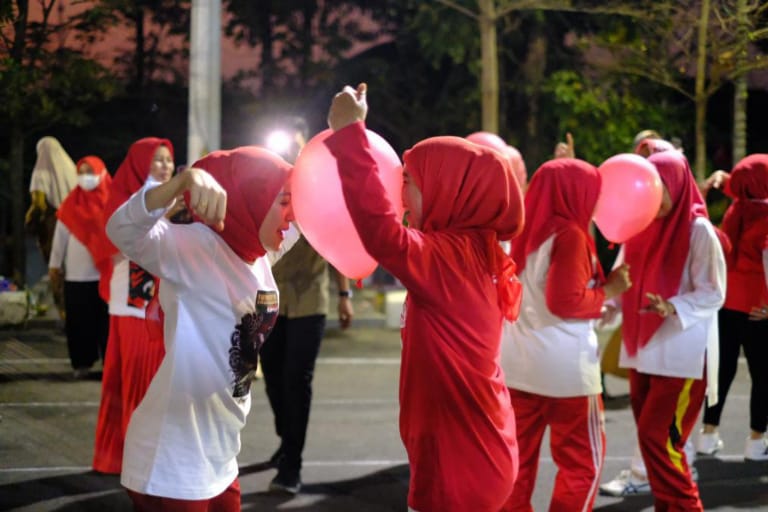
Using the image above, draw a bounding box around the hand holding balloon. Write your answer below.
[328,83,368,131]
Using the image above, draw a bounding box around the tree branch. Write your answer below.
[497,0,651,18]
[433,0,478,20]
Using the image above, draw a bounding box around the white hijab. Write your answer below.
[30,136,77,208]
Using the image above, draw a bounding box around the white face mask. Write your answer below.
[78,173,102,191]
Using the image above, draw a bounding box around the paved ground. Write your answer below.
[1,297,767,511]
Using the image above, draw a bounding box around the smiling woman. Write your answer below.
[104,145,299,509]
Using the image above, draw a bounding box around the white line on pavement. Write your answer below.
[0,454,753,474]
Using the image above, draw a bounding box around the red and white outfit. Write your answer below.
[620,152,726,512]
[107,147,296,509]
[326,123,524,512]
[93,138,172,475]
[501,159,605,512]
[51,156,112,371]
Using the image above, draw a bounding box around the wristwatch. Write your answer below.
[339,290,352,298]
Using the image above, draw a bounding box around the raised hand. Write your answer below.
[328,83,368,131]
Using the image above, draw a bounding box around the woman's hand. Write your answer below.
[700,170,729,195]
[604,263,632,299]
[185,168,227,231]
[748,304,768,321]
[553,132,575,159]
[145,167,227,231]
[48,267,62,290]
[641,292,676,318]
[328,83,368,131]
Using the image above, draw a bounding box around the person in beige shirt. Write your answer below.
[259,117,354,494]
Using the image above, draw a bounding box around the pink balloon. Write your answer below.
[466,131,508,154]
[466,132,527,191]
[505,145,527,190]
[593,153,663,244]
[292,129,404,280]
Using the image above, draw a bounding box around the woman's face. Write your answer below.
[402,168,423,229]
[77,162,94,175]
[259,181,294,251]
[149,145,174,183]
[656,183,673,218]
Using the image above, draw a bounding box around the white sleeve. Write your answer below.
[106,181,213,287]
[29,171,49,194]
[267,223,301,266]
[668,219,727,331]
[48,221,69,269]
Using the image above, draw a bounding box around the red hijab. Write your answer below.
[720,154,768,269]
[623,151,708,356]
[104,137,174,221]
[511,158,601,274]
[189,147,291,263]
[57,156,113,273]
[99,137,173,301]
[403,136,524,320]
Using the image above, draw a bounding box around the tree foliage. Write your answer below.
[72,0,191,89]
[0,0,116,280]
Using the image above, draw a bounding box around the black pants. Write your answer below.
[64,281,109,370]
[703,308,768,433]
[260,314,326,474]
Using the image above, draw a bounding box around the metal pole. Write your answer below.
[187,0,221,166]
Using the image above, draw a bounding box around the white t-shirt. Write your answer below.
[501,236,602,397]
[619,217,726,406]
[107,183,299,500]
[48,220,100,282]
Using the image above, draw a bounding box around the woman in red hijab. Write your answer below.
[49,156,111,378]
[106,146,297,510]
[699,154,768,461]
[92,137,174,475]
[620,151,726,512]
[500,159,631,511]
[325,84,523,512]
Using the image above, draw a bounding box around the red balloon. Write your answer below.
[593,154,663,243]
[292,129,404,279]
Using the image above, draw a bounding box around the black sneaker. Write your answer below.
[269,471,301,494]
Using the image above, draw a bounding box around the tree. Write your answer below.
[589,0,768,179]
[0,0,114,282]
[728,0,768,162]
[433,0,652,134]
[225,0,387,101]
[74,0,191,93]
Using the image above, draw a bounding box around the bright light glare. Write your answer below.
[266,130,292,155]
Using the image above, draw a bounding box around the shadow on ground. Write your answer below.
[0,465,410,512]
[595,457,768,511]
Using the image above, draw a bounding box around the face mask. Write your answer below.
[78,173,102,191]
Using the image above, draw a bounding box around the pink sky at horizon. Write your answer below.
[29,1,385,85]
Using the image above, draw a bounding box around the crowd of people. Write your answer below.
[24,82,767,511]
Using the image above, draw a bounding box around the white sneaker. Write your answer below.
[696,431,724,455]
[744,437,768,461]
[599,469,651,496]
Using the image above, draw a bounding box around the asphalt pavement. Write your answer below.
[1,294,767,511]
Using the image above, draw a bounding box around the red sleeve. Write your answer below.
[545,227,605,319]
[324,122,436,296]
